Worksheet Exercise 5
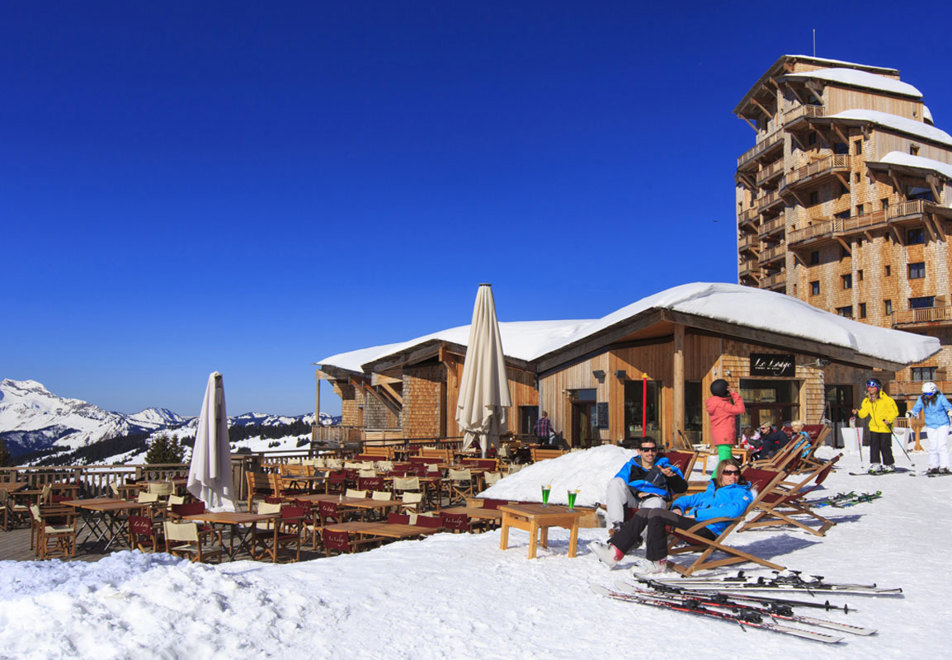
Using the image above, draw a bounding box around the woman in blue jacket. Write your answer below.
[910,382,952,475]
[592,459,753,574]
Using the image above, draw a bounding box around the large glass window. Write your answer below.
[624,381,661,441]
[519,406,539,436]
[683,381,703,445]
[739,379,800,429]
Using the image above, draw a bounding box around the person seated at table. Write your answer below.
[592,459,752,574]
[603,437,687,534]
[757,422,789,459]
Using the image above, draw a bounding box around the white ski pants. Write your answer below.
[925,424,951,470]
[605,477,664,528]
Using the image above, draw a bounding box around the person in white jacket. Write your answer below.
[910,382,952,475]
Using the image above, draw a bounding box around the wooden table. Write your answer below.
[324,521,441,540]
[441,506,502,523]
[498,503,584,559]
[62,498,152,551]
[291,494,400,517]
[184,511,280,560]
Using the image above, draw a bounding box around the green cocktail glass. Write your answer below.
[567,490,578,511]
[541,485,551,506]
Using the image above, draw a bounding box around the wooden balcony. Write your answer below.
[756,190,784,213]
[782,155,850,191]
[737,207,759,230]
[787,219,834,246]
[757,216,785,240]
[738,233,758,254]
[889,380,952,398]
[756,159,785,186]
[782,104,825,128]
[892,305,952,328]
[789,199,938,248]
[761,271,786,291]
[737,131,784,170]
[758,244,786,267]
[738,259,760,280]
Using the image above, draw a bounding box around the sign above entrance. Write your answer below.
[750,353,795,377]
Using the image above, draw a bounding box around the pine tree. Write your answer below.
[145,433,186,465]
[0,438,9,467]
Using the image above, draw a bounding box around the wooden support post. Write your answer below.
[672,324,685,450]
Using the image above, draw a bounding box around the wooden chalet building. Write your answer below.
[314,283,938,449]
[735,55,952,417]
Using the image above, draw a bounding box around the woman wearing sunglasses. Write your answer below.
[592,459,752,574]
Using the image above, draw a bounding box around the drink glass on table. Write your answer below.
[567,489,578,511]
[541,484,551,506]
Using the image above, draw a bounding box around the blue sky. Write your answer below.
[3,1,951,416]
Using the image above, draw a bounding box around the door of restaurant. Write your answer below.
[739,379,800,430]
[570,388,598,448]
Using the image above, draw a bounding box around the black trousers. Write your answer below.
[869,430,895,466]
[609,508,716,561]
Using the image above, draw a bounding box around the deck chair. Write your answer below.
[164,521,222,563]
[29,505,76,560]
[740,455,842,536]
[664,450,698,480]
[665,467,788,576]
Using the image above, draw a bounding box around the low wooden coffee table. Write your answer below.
[498,503,584,559]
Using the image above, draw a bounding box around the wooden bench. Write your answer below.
[245,472,273,510]
[416,447,452,463]
[357,445,398,461]
[529,447,566,462]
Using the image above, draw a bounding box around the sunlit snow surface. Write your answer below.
[1,445,946,658]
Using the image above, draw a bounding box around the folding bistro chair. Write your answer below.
[446,469,476,506]
[163,521,222,564]
[665,467,788,576]
[29,504,77,560]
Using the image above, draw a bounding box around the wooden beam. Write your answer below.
[804,81,825,105]
[834,172,849,190]
[750,97,773,119]
[835,237,851,253]
[379,382,403,406]
[742,116,757,131]
[672,324,685,449]
[371,373,402,386]
[890,224,904,245]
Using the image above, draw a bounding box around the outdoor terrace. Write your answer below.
[781,155,850,191]
[737,130,784,170]
[892,305,952,328]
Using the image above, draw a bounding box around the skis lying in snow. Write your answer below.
[813,491,881,507]
[612,580,875,636]
[636,577,854,612]
[909,470,952,478]
[590,584,845,644]
[645,570,903,596]
[848,467,910,476]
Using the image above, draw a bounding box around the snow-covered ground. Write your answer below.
[0,445,945,658]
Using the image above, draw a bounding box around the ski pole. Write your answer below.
[850,416,864,469]
[890,429,914,465]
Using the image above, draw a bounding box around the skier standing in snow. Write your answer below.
[592,458,752,574]
[909,381,952,475]
[603,437,687,534]
[704,379,745,472]
[852,378,899,473]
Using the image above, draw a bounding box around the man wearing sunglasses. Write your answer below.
[603,438,687,534]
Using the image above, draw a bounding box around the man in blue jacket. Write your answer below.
[604,438,687,533]
[910,382,952,475]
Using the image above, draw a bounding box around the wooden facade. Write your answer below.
[735,55,952,412]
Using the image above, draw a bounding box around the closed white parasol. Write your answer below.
[187,372,236,511]
[455,284,512,457]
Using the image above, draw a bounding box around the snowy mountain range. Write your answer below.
[0,378,337,458]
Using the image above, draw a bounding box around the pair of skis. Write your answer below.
[645,569,902,596]
[813,491,881,507]
[591,581,875,644]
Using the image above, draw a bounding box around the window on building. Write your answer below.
[854,172,861,183]
[834,210,850,220]
[836,306,854,318]
[842,274,852,289]
[519,406,540,436]
[624,381,660,440]
[833,142,849,155]
[853,140,863,155]
[910,296,935,309]
[810,250,820,265]
[856,203,864,215]
[859,302,867,318]
[808,132,817,146]
[884,299,893,315]
[858,269,864,281]
[810,280,820,295]
[910,145,920,156]
[809,191,819,205]
[908,262,926,279]
[908,228,925,244]
[881,198,889,210]
[885,265,891,276]
[912,367,938,382]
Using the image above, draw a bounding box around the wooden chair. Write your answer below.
[392,476,421,498]
[400,492,424,516]
[387,512,410,524]
[148,482,174,499]
[316,501,342,527]
[483,471,504,488]
[358,477,385,492]
[325,471,348,495]
[447,469,476,506]
[740,455,842,536]
[164,521,222,563]
[664,450,698,479]
[1,490,30,531]
[415,514,444,530]
[128,514,161,552]
[345,488,368,500]
[529,447,566,462]
[259,505,306,563]
[29,504,77,559]
[322,529,380,557]
[664,467,788,576]
[441,512,471,533]
[245,472,274,510]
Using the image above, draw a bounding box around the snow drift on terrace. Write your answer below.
[318,283,939,374]
[1,445,948,658]
[827,109,952,148]
[783,67,922,98]
[875,150,952,183]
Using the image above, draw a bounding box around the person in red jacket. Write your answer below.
[704,379,745,473]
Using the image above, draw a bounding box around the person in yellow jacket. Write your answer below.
[852,378,899,473]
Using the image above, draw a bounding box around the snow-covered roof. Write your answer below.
[873,151,952,182]
[318,283,939,373]
[783,54,897,74]
[783,68,921,99]
[317,320,592,372]
[826,109,952,148]
[924,105,934,125]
